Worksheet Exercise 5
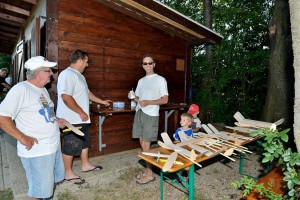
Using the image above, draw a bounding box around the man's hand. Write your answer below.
[20,134,38,150]
[79,111,89,121]
[56,117,67,129]
[102,100,112,107]
[139,100,149,108]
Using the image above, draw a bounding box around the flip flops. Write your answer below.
[82,165,103,172]
[64,177,85,185]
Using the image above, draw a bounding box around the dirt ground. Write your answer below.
[54,147,267,200]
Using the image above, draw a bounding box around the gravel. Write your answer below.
[54,147,266,200]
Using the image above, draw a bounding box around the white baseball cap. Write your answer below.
[24,56,57,70]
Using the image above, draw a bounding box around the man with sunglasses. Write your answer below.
[131,53,169,184]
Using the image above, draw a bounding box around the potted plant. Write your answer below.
[232,128,300,199]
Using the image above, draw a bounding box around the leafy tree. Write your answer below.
[160,0,274,124]
[0,54,11,72]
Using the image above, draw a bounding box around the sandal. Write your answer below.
[64,177,85,185]
[135,172,147,179]
[136,174,156,184]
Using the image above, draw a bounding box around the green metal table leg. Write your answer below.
[160,170,164,200]
[188,165,195,200]
[239,152,245,175]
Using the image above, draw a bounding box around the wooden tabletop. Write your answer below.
[138,132,260,173]
[90,102,189,115]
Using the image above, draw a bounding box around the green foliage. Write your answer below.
[0,188,13,200]
[232,175,284,199]
[233,128,300,199]
[0,54,12,72]
[159,0,274,124]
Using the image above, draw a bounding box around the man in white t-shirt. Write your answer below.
[57,49,111,185]
[0,56,65,199]
[130,53,168,184]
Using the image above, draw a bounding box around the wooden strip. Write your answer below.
[63,121,84,136]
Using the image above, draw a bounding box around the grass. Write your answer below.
[0,188,13,200]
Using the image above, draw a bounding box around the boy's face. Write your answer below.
[180,116,192,127]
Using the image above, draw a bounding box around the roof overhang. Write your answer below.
[98,0,223,45]
[0,0,36,54]
[0,0,223,54]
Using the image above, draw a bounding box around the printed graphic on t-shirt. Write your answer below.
[38,94,55,123]
[191,121,197,129]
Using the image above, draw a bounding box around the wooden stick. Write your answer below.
[63,121,84,136]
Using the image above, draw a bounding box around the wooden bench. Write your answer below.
[246,166,286,199]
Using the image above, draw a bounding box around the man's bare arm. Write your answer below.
[0,116,38,150]
[61,94,88,121]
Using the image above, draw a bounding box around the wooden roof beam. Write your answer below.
[22,0,37,5]
[0,24,19,34]
[0,13,25,24]
[120,0,206,40]
[0,30,18,38]
[0,18,21,27]
[0,2,30,16]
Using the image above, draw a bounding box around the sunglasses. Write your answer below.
[142,62,154,66]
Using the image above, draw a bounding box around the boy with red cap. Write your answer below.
[188,104,202,133]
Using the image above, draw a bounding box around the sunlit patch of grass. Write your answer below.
[0,188,13,200]
[118,166,143,181]
[57,189,78,200]
[212,168,220,174]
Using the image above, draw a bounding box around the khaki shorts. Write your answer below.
[132,109,159,142]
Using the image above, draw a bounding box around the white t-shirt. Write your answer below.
[56,67,90,124]
[5,76,11,85]
[0,81,60,157]
[135,74,168,116]
[193,118,202,128]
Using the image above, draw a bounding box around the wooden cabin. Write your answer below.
[0,0,222,157]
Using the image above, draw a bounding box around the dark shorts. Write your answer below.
[132,109,159,142]
[63,123,90,156]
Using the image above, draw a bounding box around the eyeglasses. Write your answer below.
[41,69,52,73]
[142,62,154,66]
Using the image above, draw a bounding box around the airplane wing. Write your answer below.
[233,111,284,130]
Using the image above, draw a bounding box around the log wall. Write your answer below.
[57,0,189,157]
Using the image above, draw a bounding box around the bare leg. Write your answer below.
[63,154,80,178]
[140,139,153,176]
[27,197,38,200]
[81,148,95,171]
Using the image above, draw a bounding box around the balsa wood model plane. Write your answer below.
[158,132,203,168]
[233,111,284,131]
[141,151,179,172]
[178,131,236,161]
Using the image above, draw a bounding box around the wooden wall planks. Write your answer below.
[57,0,187,156]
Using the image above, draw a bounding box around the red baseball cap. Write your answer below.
[188,104,200,115]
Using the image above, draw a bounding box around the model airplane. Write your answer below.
[158,132,203,168]
[178,131,235,161]
[224,126,257,134]
[63,121,84,136]
[202,124,243,145]
[233,111,284,131]
[207,123,253,141]
[141,151,179,172]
